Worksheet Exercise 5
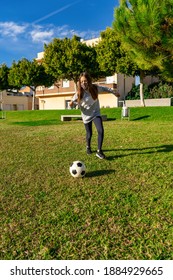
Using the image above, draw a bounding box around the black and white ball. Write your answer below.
[69,161,86,178]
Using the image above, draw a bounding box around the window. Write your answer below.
[106,76,117,84]
[13,104,17,110]
[37,86,43,91]
[62,79,69,88]
[65,100,71,109]
[18,104,24,110]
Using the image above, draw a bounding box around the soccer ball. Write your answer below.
[69,161,86,178]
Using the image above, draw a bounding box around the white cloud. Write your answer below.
[30,28,54,43]
[0,20,101,65]
[0,20,100,44]
[0,22,27,39]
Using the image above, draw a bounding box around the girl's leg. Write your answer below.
[84,121,92,150]
[93,116,104,151]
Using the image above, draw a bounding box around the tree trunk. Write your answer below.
[0,91,3,111]
[32,90,35,110]
[139,71,145,107]
[30,86,36,110]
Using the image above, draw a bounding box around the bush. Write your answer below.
[149,82,173,98]
[126,82,173,100]
[126,84,150,100]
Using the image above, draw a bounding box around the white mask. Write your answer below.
[81,83,88,90]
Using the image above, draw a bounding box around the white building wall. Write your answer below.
[99,93,118,108]
[117,74,135,100]
[38,93,119,110]
[39,96,72,110]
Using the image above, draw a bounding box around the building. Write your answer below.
[36,70,135,110]
[0,89,38,111]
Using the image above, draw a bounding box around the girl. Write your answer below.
[70,72,119,159]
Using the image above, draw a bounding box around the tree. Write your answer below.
[96,27,152,105]
[0,64,10,111]
[113,0,173,81]
[0,64,10,90]
[8,59,54,109]
[43,35,103,92]
[95,27,139,77]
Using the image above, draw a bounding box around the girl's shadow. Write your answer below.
[105,145,173,161]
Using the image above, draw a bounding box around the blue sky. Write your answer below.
[0,0,119,66]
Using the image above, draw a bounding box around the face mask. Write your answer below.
[81,83,88,90]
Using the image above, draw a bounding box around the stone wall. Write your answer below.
[125,98,172,107]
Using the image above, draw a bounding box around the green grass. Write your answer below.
[0,107,173,260]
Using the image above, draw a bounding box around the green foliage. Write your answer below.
[43,36,102,84]
[149,82,173,98]
[113,0,173,81]
[8,59,54,90]
[126,81,173,99]
[96,27,139,76]
[96,28,121,76]
[0,64,10,90]
[126,84,150,99]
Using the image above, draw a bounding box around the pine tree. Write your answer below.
[113,0,173,80]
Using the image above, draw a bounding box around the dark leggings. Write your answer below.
[84,116,104,151]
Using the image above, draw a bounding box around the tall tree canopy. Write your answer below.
[0,64,10,90]
[113,0,173,81]
[43,35,103,89]
[0,64,10,111]
[96,27,152,106]
[8,58,53,89]
[8,58,54,109]
[95,27,139,77]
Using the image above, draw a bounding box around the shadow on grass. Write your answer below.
[106,118,117,121]
[9,119,60,126]
[105,144,173,160]
[86,169,115,177]
[132,115,150,121]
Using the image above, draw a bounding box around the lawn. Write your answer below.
[0,107,173,260]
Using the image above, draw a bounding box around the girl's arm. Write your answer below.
[97,85,120,97]
[69,92,78,108]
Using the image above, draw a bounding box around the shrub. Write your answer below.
[149,82,173,98]
[126,82,173,100]
[126,84,150,100]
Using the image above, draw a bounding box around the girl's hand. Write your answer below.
[69,101,74,107]
[115,92,120,97]
[112,90,120,97]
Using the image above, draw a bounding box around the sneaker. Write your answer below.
[86,147,92,155]
[96,150,106,159]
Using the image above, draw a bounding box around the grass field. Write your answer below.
[0,107,173,260]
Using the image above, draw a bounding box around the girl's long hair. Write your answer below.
[77,72,98,102]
